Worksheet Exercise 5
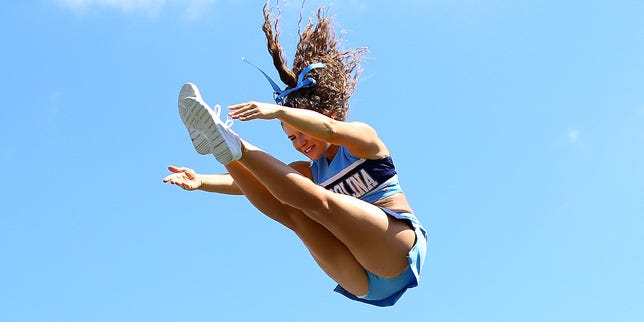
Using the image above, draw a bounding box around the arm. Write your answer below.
[289,160,313,180]
[163,165,243,195]
[198,173,243,195]
[228,101,389,159]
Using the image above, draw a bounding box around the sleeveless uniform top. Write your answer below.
[311,145,427,307]
[310,145,403,204]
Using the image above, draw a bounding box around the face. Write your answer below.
[282,123,332,160]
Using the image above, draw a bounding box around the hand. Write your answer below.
[228,101,283,121]
[163,166,202,191]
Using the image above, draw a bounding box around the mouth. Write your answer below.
[303,145,314,154]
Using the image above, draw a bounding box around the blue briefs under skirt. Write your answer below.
[334,208,427,307]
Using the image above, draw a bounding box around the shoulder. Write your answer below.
[338,121,390,160]
[288,161,313,180]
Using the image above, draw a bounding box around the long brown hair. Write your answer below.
[262,1,366,121]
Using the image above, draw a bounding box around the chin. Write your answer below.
[305,152,324,161]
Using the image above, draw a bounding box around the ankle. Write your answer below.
[240,140,249,158]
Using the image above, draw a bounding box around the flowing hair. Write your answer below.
[262,1,366,121]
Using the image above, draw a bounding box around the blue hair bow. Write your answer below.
[242,57,325,105]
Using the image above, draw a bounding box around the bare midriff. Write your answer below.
[372,193,414,215]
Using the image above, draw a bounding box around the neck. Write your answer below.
[324,145,340,162]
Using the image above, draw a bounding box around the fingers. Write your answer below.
[230,110,258,121]
[167,165,182,173]
[163,166,195,186]
[227,102,249,115]
[163,173,194,190]
[167,165,193,175]
[162,172,184,184]
[228,101,281,121]
[228,101,258,111]
[227,102,245,110]
[227,103,257,121]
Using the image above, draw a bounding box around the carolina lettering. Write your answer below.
[332,182,350,195]
[329,169,378,198]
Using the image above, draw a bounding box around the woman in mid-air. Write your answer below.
[163,2,427,307]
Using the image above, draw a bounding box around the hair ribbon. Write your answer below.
[242,57,325,105]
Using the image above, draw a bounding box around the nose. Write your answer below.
[293,135,307,149]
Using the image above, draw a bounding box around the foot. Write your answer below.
[179,95,242,164]
[178,82,204,136]
[178,82,202,103]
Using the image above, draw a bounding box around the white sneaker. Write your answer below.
[179,95,242,164]
[178,82,205,138]
[178,82,202,103]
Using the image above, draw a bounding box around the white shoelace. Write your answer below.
[212,104,234,129]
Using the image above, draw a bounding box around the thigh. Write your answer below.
[287,207,370,297]
[303,192,416,279]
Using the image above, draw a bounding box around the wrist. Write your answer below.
[194,174,205,190]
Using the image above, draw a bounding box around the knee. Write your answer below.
[286,207,331,237]
[279,188,352,228]
[280,188,333,220]
[278,211,299,231]
[298,198,334,225]
[280,207,323,233]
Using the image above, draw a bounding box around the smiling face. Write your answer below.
[282,123,333,161]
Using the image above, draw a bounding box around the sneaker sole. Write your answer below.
[178,82,202,102]
[178,82,203,128]
[180,97,220,155]
[177,82,217,156]
[181,97,240,164]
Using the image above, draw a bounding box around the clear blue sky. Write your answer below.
[1,0,643,321]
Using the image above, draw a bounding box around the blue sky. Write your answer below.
[1,0,643,321]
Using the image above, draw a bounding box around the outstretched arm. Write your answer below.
[228,101,389,159]
[163,165,243,195]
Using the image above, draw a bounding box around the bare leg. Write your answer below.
[224,161,370,295]
[224,161,295,229]
[236,142,416,278]
[178,92,413,284]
